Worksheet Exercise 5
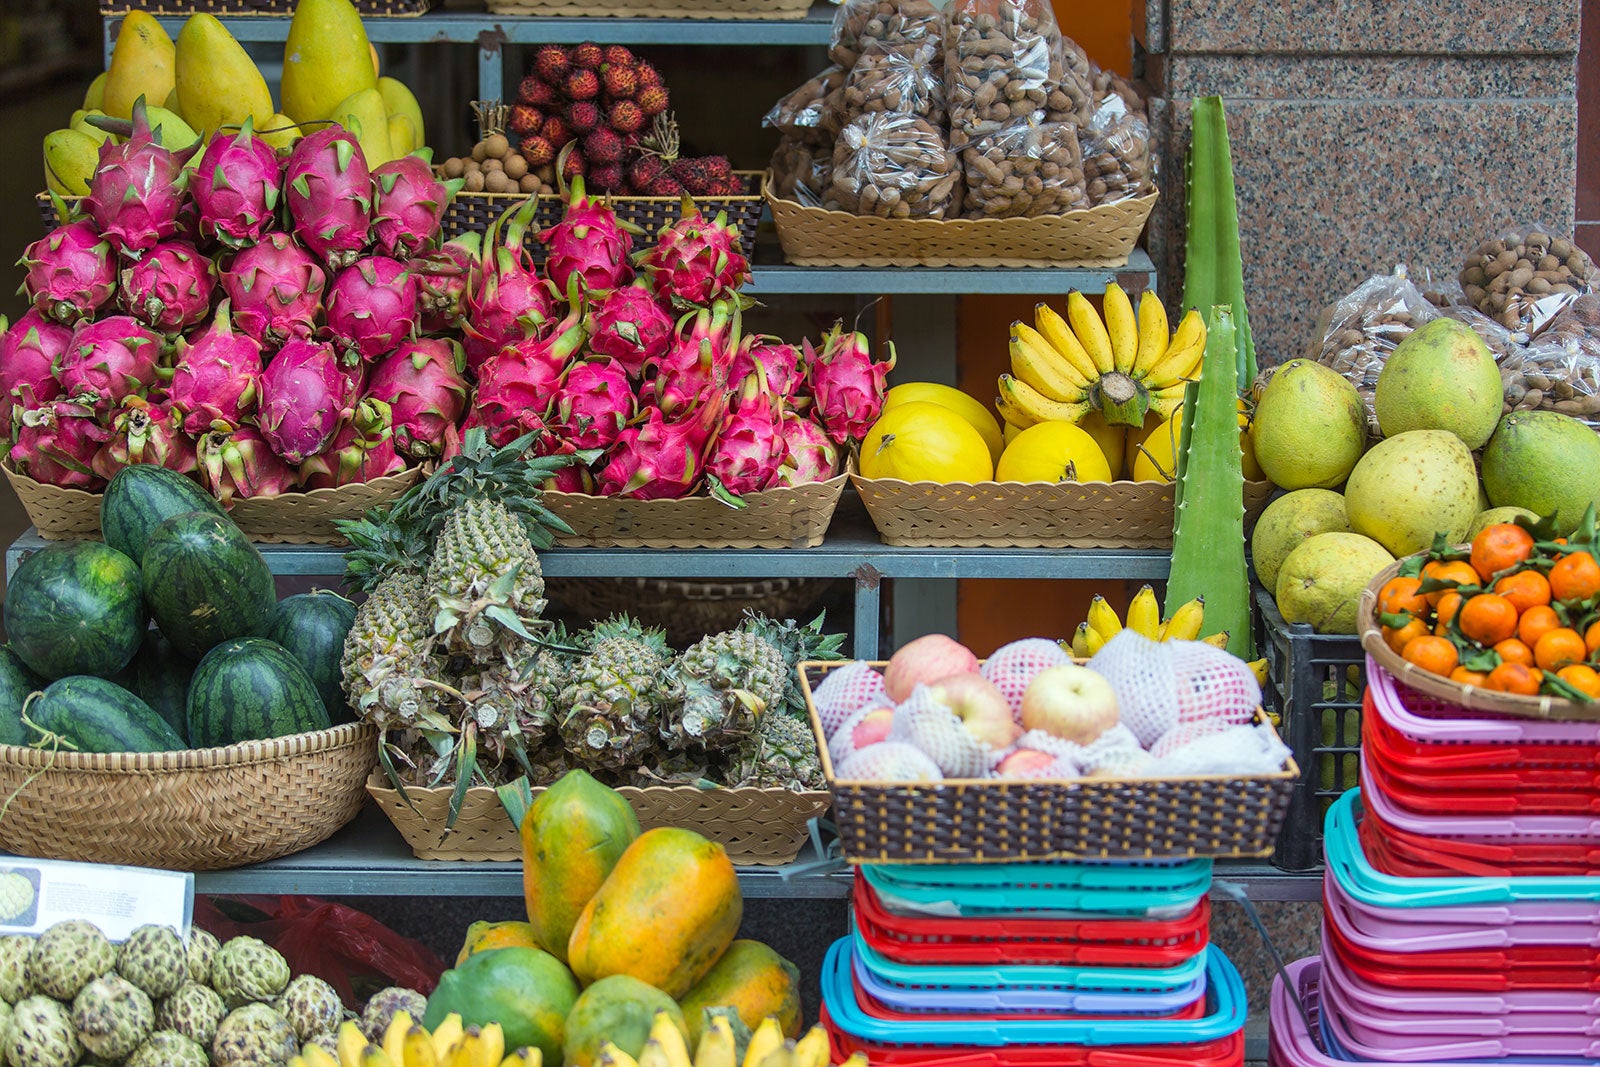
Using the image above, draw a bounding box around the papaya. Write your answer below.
[523,769,641,964]
[456,920,542,965]
[563,976,687,1067]
[424,947,578,1065]
[567,827,742,998]
[676,941,800,1045]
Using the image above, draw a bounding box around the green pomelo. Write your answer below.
[563,975,687,1067]
[1248,360,1367,490]
[1343,430,1479,557]
[424,947,580,1066]
[1481,411,1600,536]
[1468,506,1539,541]
[1250,489,1352,593]
[1275,532,1395,635]
[1375,318,1503,449]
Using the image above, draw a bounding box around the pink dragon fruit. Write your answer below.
[371,152,462,260]
[118,241,216,333]
[84,99,199,257]
[0,311,69,436]
[18,220,117,325]
[462,200,557,372]
[644,300,738,416]
[9,399,110,489]
[221,232,328,349]
[706,373,786,496]
[299,397,406,489]
[772,412,841,487]
[545,464,593,494]
[197,425,298,503]
[365,339,468,459]
[550,358,634,450]
[255,339,350,463]
[638,199,751,306]
[283,125,372,269]
[468,310,586,449]
[55,315,162,412]
[808,324,897,444]
[538,173,637,293]
[585,281,672,381]
[169,299,264,434]
[191,121,282,249]
[415,234,480,334]
[325,255,420,364]
[596,400,725,500]
[733,336,806,400]
[91,396,197,479]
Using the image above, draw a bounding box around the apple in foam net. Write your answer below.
[1021,663,1120,745]
[996,748,1059,777]
[850,707,894,750]
[884,634,980,702]
[928,671,1022,750]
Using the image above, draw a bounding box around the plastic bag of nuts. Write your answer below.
[826,112,960,219]
[958,116,1087,218]
[1311,269,1441,421]
[1088,60,1147,118]
[844,40,946,126]
[1079,93,1152,206]
[763,66,849,144]
[943,0,1091,135]
[1499,331,1600,426]
[1544,292,1600,346]
[1459,225,1596,336]
[829,0,944,69]
[770,134,834,207]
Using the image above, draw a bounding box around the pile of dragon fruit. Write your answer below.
[4,101,466,501]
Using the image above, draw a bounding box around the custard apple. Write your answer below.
[185,928,219,986]
[210,937,289,1009]
[0,875,33,924]
[212,1003,298,1067]
[126,1029,208,1067]
[0,938,32,1005]
[157,982,226,1047]
[117,924,186,999]
[27,921,113,1000]
[72,974,153,1062]
[275,974,342,1042]
[359,986,427,1042]
[303,1029,340,1057]
[5,995,79,1067]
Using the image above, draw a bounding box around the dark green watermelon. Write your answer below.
[125,632,194,743]
[100,466,225,565]
[0,648,43,747]
[142,511,275,661]
[29,675,184,753]
[4,542,147,680]
[267,591,357,723]
[186,637,331,747]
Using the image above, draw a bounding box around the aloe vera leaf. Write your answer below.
[1166,305,1252,659]
[1182,96,1257,388]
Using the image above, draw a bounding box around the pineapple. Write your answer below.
[340,573,451,731]
[665,623,788,752]
[730,711,825,791]
[427,496,548,663]
[559,617,680,778]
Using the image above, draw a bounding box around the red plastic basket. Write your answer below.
[852,876,1211,969]
[1358,800,1600,878]
[848,972,1209,1022]
[1324,917,1600,991]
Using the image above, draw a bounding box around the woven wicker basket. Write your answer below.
[800,662,1296,863]
[849,475,1275,549]
[545,577,835,647]
[2,465,101,541]
[101,0,434,14]
[0,724,376,870]
[366,772,830,864]
[766,182,1157,268]
[1359,557,1600,722]
[545,472,846,549]
[485,0,809,17]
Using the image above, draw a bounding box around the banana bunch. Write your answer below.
[598,1014,862,1067]
[291,1012,529,1067]
[998,284,1206,432]
[1064,588,1268,684]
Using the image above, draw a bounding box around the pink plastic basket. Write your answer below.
[1323,867,1600,947]
[1361,756,1600,840]
[1368,655,1600,746]
[1321,945,1600,1020]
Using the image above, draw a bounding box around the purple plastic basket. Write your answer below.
[1320,944,1600,1018]
[1324,868,1600,948]
[1363,757,1600,840]
[1368,656,1600,746]
[850,951,1208,1016]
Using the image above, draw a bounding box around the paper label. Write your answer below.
[0,857,192,940]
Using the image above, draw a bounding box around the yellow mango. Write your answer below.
[103,12,175,120]
[260,113,304,153]
[71,110,115,147]
[333,88,396,166]
[282,0,379,124]
[175,14,273,137]
[44,129,100,196]
[387,115,417,157]
[377,77,425,150]
[83,72,107,111]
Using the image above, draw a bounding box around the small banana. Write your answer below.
[995,391,1040,430]
[743,1019,784,1067]
[383,1012,414,1067]
[1127,585,1160,640]
[695,1018,735,1067]
[649,1013,691,1067]
[1070,622,1091,658]
[340,1021,373,1067]
[1083,624,1108,656]
[1066,291,1115,374]
[404,1026,440,1067]
[1132,290,1170,379]
[756,1046,795,1067]
[598,1044,640,1067]
[1199,631,1230,649]
[839,1056,869,1067]
[499,1052,542,1067]
[296,1050,340,1067]
[998,375,1090,424]
[790,1028,829,1067]
[1164,597,1205,642]
[1145,309,1205,386]
[472,1026,506,1067]
[362,1048,397,1067]
[449,1029,491,1067]
[640,1038,675,1067]
[1151,394,1186,420]
[432,1016,465,1061]
[1011,324,1090,401]
[1248,658,1268,686]
[1102,283,1138,374]
[1033,303,1100,380]
[1086,595,1123,641]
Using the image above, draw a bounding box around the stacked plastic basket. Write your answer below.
[820,860,1249,1066]
[1269,654,1600,1066]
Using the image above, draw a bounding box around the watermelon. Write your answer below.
[124,633,194,743]
[0,649,43,747]
[4,542,147,680]
[186,637,331,747]
[142,511,275,660]
[28,675,184,753]
[101,466,225,565]
[267,590,357,723]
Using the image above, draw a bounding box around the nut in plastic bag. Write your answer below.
[770,135,834,207]
[1545,291,1600,346]
[763,66,849,143]
[1312,268,1441,420]
[1459,225,1595,336]
[830,0,944,68]
[827,112,960,219]
[1079,93,1153,206]
[943,0,1090,135]
[959,116,1087,218]
[1499,330,1600,426]
[845,39,947,126]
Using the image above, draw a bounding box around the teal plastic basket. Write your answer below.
[849,931,1209,995]
[860,859,1213,919]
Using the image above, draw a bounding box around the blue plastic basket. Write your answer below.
[823,938,1244,1047]
[860,859,1213,919]
[1327,791,1600,908]
[850,931,1208,996]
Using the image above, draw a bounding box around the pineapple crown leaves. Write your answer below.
[739,611,847,715]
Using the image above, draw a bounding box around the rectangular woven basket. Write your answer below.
[101,0,434,13]
[366,772,831,864]
[849,475,1276,549]
[544,472,847,549]
[765,181,1157,268]
[485,0,811,17]
[800,662,1298,864]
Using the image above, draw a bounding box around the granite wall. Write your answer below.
[1141,0,1582,365]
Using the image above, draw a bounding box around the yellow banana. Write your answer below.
[695,1018,735,1067]
[473,1026,505,1067]
[756,1046,795,1067]
[649,1013,691,1067]
[1083,624,1108,656]
[599,1045,640,1067]
[1127,585,1160,640]
[1070,622,1091,658]
[1200,631,1230,649]
[1066,291,1114,375]
[1086,595,1123,641]
[499,1053,542,1067]
[1102,283,1138,374]
[340,1021,372,1067]
[1033,303,1100,381]
[1146,310,1205,386]
[298,1051,339,1067]
[431,1017,465,1061]
[997,375,1090,424]
[383,1012,413,1066]
[1151,395,1186,421]
[1011,324,1091,400]
[839,1055,869,1067]
[449,1030,488,1067]
[1150,378,1191,400]
[1132,290,1170,379]
[744,1019,784,1067]
[362,1049,397,1067]
[640,1039,675,1067]
[1164,597,1205,641]
[404,1027,440,1067]
[791,1027,829,1067]
[1248,658,1268,686]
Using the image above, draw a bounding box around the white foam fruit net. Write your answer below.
[1079,723,1153,777]
[1089,631,1261,747]
[1150,723,1290,776]
[828,698,894,766]
[814,660,889,735]
[1006,729,1084,779]
[889,684,1009,778]
[835,741,944,781]
[981,639,1072,714]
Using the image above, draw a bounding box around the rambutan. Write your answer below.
[508,104,544,135]
[635,61,663,88]
[533,45,570,84]
[566,68,601,101]
[584,128,625,165]
[602,44,634,67]
[637,85,669,118]
[672,157,721,196]
[712,175,747,195]
[542,115,574,150]
[519,75,555,105]
[645,174,685,197]
[565,100,602,134]
[570,41,604,69]
[628,155,667,190]
[601,64,637,99]
[520,135,556,167]
[702,155,735,178]
[609,99,646,135]
[589,163,626,192]
[562,150,587,180]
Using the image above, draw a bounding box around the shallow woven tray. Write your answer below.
[4,463,422,545]
[0,724,376,870]
[545,576,835,646]
[544,472,846,549]
[766,182,1157,268]
[101,0,433,14]
[800,662,1297,864]
[486,0,809,17]
[1359,557,1600,722]
[849,475,1274,549]
[366,772,830,864]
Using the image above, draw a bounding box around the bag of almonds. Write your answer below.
[1459,225,1595,337]
[763,66,849,144]
[958,116,1088,218]
[829,0,944,68]
[844,39,947,126]
[1499,331,1600,427]
[943,0,1091,136]
[1311,269,1441,423]
[770,134,834,207]
[1079,92,1153,206]
[826,111,960,219]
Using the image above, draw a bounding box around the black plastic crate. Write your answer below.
[1253,583,1365,871]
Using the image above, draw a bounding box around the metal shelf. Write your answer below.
[745,250,1157,296]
